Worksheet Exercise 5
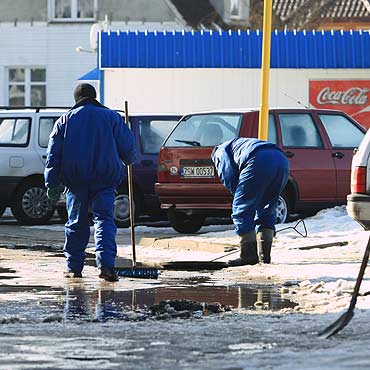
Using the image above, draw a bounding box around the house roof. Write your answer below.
[273,0,369,21]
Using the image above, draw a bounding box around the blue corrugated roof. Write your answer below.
[99,29,370,69]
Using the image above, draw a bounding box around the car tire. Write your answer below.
[0,205,6,218]
[168,209,205,234]
[11,179,55,225]
[113,191,140,228]
[276,191,290,224]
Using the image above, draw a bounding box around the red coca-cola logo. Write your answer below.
[316,87,369,105]
[310,80,370,129]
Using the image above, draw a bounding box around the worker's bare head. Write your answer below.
[74,83,96,103]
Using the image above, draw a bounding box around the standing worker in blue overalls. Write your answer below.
[212,138,289,266]
[44,83,136,281]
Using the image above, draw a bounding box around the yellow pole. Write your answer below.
[258,0,273,141]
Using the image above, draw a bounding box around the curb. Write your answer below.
[138,237,238,253]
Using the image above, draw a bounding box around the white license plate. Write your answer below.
[181,166,215,178]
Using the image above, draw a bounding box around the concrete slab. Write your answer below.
[138,236,237,252]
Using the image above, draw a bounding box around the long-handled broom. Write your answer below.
[115,101,160,279]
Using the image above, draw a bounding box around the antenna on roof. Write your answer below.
[284,92,311,109]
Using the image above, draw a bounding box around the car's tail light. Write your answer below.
[352,166,367,193]
[157,161,169,182]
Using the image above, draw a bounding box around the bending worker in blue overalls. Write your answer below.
[44,84,136,281]
[212,138,289,266]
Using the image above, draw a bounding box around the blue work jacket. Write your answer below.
[44,101,136,188]
[211,138,283,195]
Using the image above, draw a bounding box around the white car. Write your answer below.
[0,107,67,224]
[347,129,370,230]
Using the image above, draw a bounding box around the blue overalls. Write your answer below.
[212,138,289,235]
[45,101,136,273]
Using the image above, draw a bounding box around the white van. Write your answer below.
[0,107,67,224]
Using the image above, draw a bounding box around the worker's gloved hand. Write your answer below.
[46,186,64,201]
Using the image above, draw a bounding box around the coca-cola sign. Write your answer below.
[317,87,369,105]
[310,80,370,129]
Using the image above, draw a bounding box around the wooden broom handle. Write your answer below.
[124,101,136,265]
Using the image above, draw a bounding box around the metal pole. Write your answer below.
[258,0,273,141]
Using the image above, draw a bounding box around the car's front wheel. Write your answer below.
[276,192,290,224]
[11,179,55,225]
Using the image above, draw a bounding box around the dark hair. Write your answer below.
[73,83,97,103]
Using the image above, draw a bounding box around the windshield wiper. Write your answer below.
[175,139,201,146]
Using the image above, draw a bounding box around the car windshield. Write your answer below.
[164,113,243,147]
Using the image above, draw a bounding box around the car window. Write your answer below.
[268,113,277,144]
[319,114,364,148]
[164,113,242,147]
[39,117,58,148]
[0,118,30,146]
[139,119,179,154]
[279,113,323,148]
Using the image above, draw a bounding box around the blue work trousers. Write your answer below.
[64,184,117,273]
[232,148,289,235]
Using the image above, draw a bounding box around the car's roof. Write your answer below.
[0,107,69,113]
[180,107,347,115]
[119,112,182,117]
[0,107,182,116]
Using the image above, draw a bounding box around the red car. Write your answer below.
[155,108,366,233]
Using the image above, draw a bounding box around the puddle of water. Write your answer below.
[0,284,296,322]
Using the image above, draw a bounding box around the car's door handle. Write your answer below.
[332,151,344,159]
[141,159,153,166]
[42,155,46,159]
[285,151,294,158]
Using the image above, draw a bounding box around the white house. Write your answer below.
[0,0,187,107]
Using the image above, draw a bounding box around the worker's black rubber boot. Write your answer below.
[64,270,83,278]
[99,266,119,282]
[257,228,274,264]
[228,231,259,267]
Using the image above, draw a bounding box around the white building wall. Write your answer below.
[0,23,96,106]
[0,21,186,107]
[103,68,370,114]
